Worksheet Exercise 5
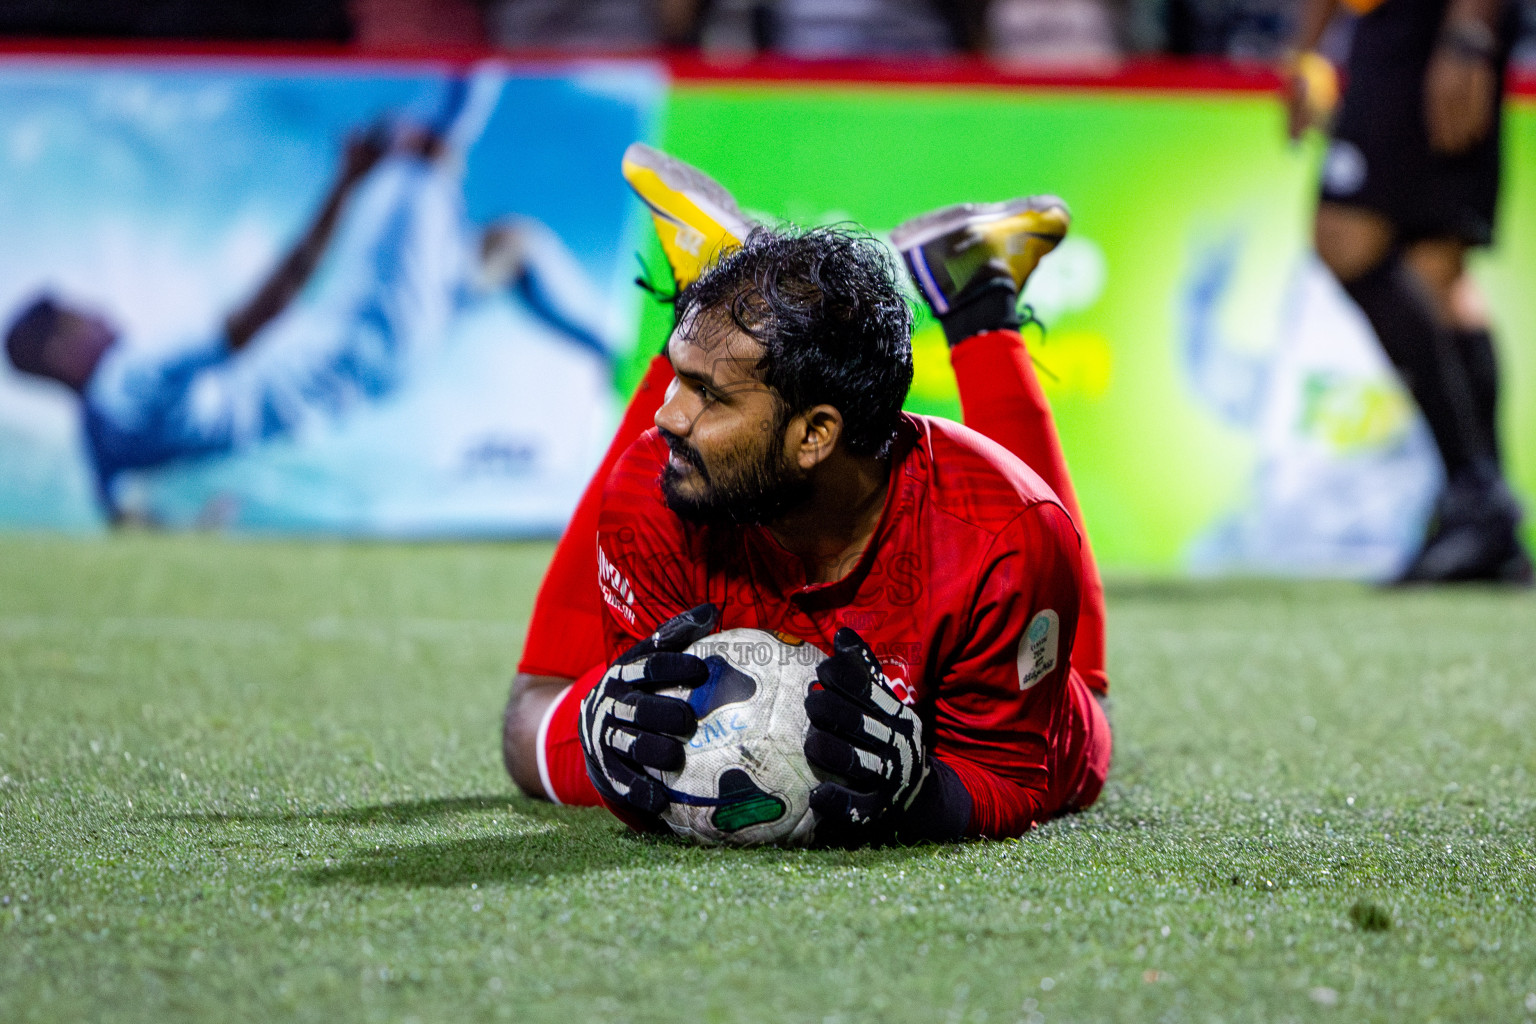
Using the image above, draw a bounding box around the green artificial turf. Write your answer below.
[2,535,1535,1023]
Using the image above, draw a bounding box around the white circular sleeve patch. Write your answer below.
[1016,609,1061,690]
[1322,140,1367,197]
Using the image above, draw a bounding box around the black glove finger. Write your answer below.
[804,726,886,788]
[650,602,719,652]
[815,627,898,714]
[814,660,904,724]
[641,651,710,688]
[615,635,660,666]
[805,687,873,740]
[814,654,871,705]
[625,692,697,735]
[628,731,687,772]
[601,748,670,815]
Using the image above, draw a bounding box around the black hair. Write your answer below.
[674,225,914,460]
[4,295,59,376]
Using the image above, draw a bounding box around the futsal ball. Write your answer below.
[654,627,827,846]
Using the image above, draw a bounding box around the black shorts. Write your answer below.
[1321,0,1518,246]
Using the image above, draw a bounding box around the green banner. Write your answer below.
[625,84,1535,576]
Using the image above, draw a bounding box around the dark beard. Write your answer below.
[659,429,813,527]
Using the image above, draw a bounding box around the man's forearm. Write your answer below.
[1291,0,1339,53]
[503,672,576,799]
[1446,0,1501,31]
[1440,0,1503,59]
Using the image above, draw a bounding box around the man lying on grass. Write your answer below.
[503,145,1111,844]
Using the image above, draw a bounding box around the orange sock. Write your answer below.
[950,330,1107,693]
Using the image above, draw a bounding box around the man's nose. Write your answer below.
[654,376,690,437]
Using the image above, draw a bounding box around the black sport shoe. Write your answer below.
[1392,477,1534,586]
[891,196,1069,317]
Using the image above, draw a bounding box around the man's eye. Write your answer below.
[699,385,719,403]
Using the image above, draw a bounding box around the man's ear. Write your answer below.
[790,403,843,471]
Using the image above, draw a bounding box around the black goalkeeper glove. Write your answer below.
[579,603,718,828]
[804,627,933,842]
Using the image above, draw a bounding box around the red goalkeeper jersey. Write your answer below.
[596,413,1103,837]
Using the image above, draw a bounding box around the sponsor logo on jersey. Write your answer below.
[1016,609,1060,690]
[876,657,917,706]
[887,675,917,706]
[596,541,636,624]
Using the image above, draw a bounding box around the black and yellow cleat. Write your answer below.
[891,196,1070,317]
[622,143,756,292]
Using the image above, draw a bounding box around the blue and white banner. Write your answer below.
[0,57,661,534]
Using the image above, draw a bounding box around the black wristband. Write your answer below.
[937,272,1022,349]
[892,757,972,844]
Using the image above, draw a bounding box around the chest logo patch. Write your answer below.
[595,541,636,624]
[1016,609,1060,690]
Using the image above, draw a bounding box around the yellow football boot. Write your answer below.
[622,143,755,291]
[891,196,1070,316]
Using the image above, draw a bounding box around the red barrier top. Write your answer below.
[0,38,1532,97]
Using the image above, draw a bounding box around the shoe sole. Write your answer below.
[889,195,1070,252]
[622,142,755,250]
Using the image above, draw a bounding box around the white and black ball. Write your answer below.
[654,627,826,846]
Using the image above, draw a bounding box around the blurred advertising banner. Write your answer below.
[4,55,1533,576]
[0,57,661,535]
[628,78,1535,577]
